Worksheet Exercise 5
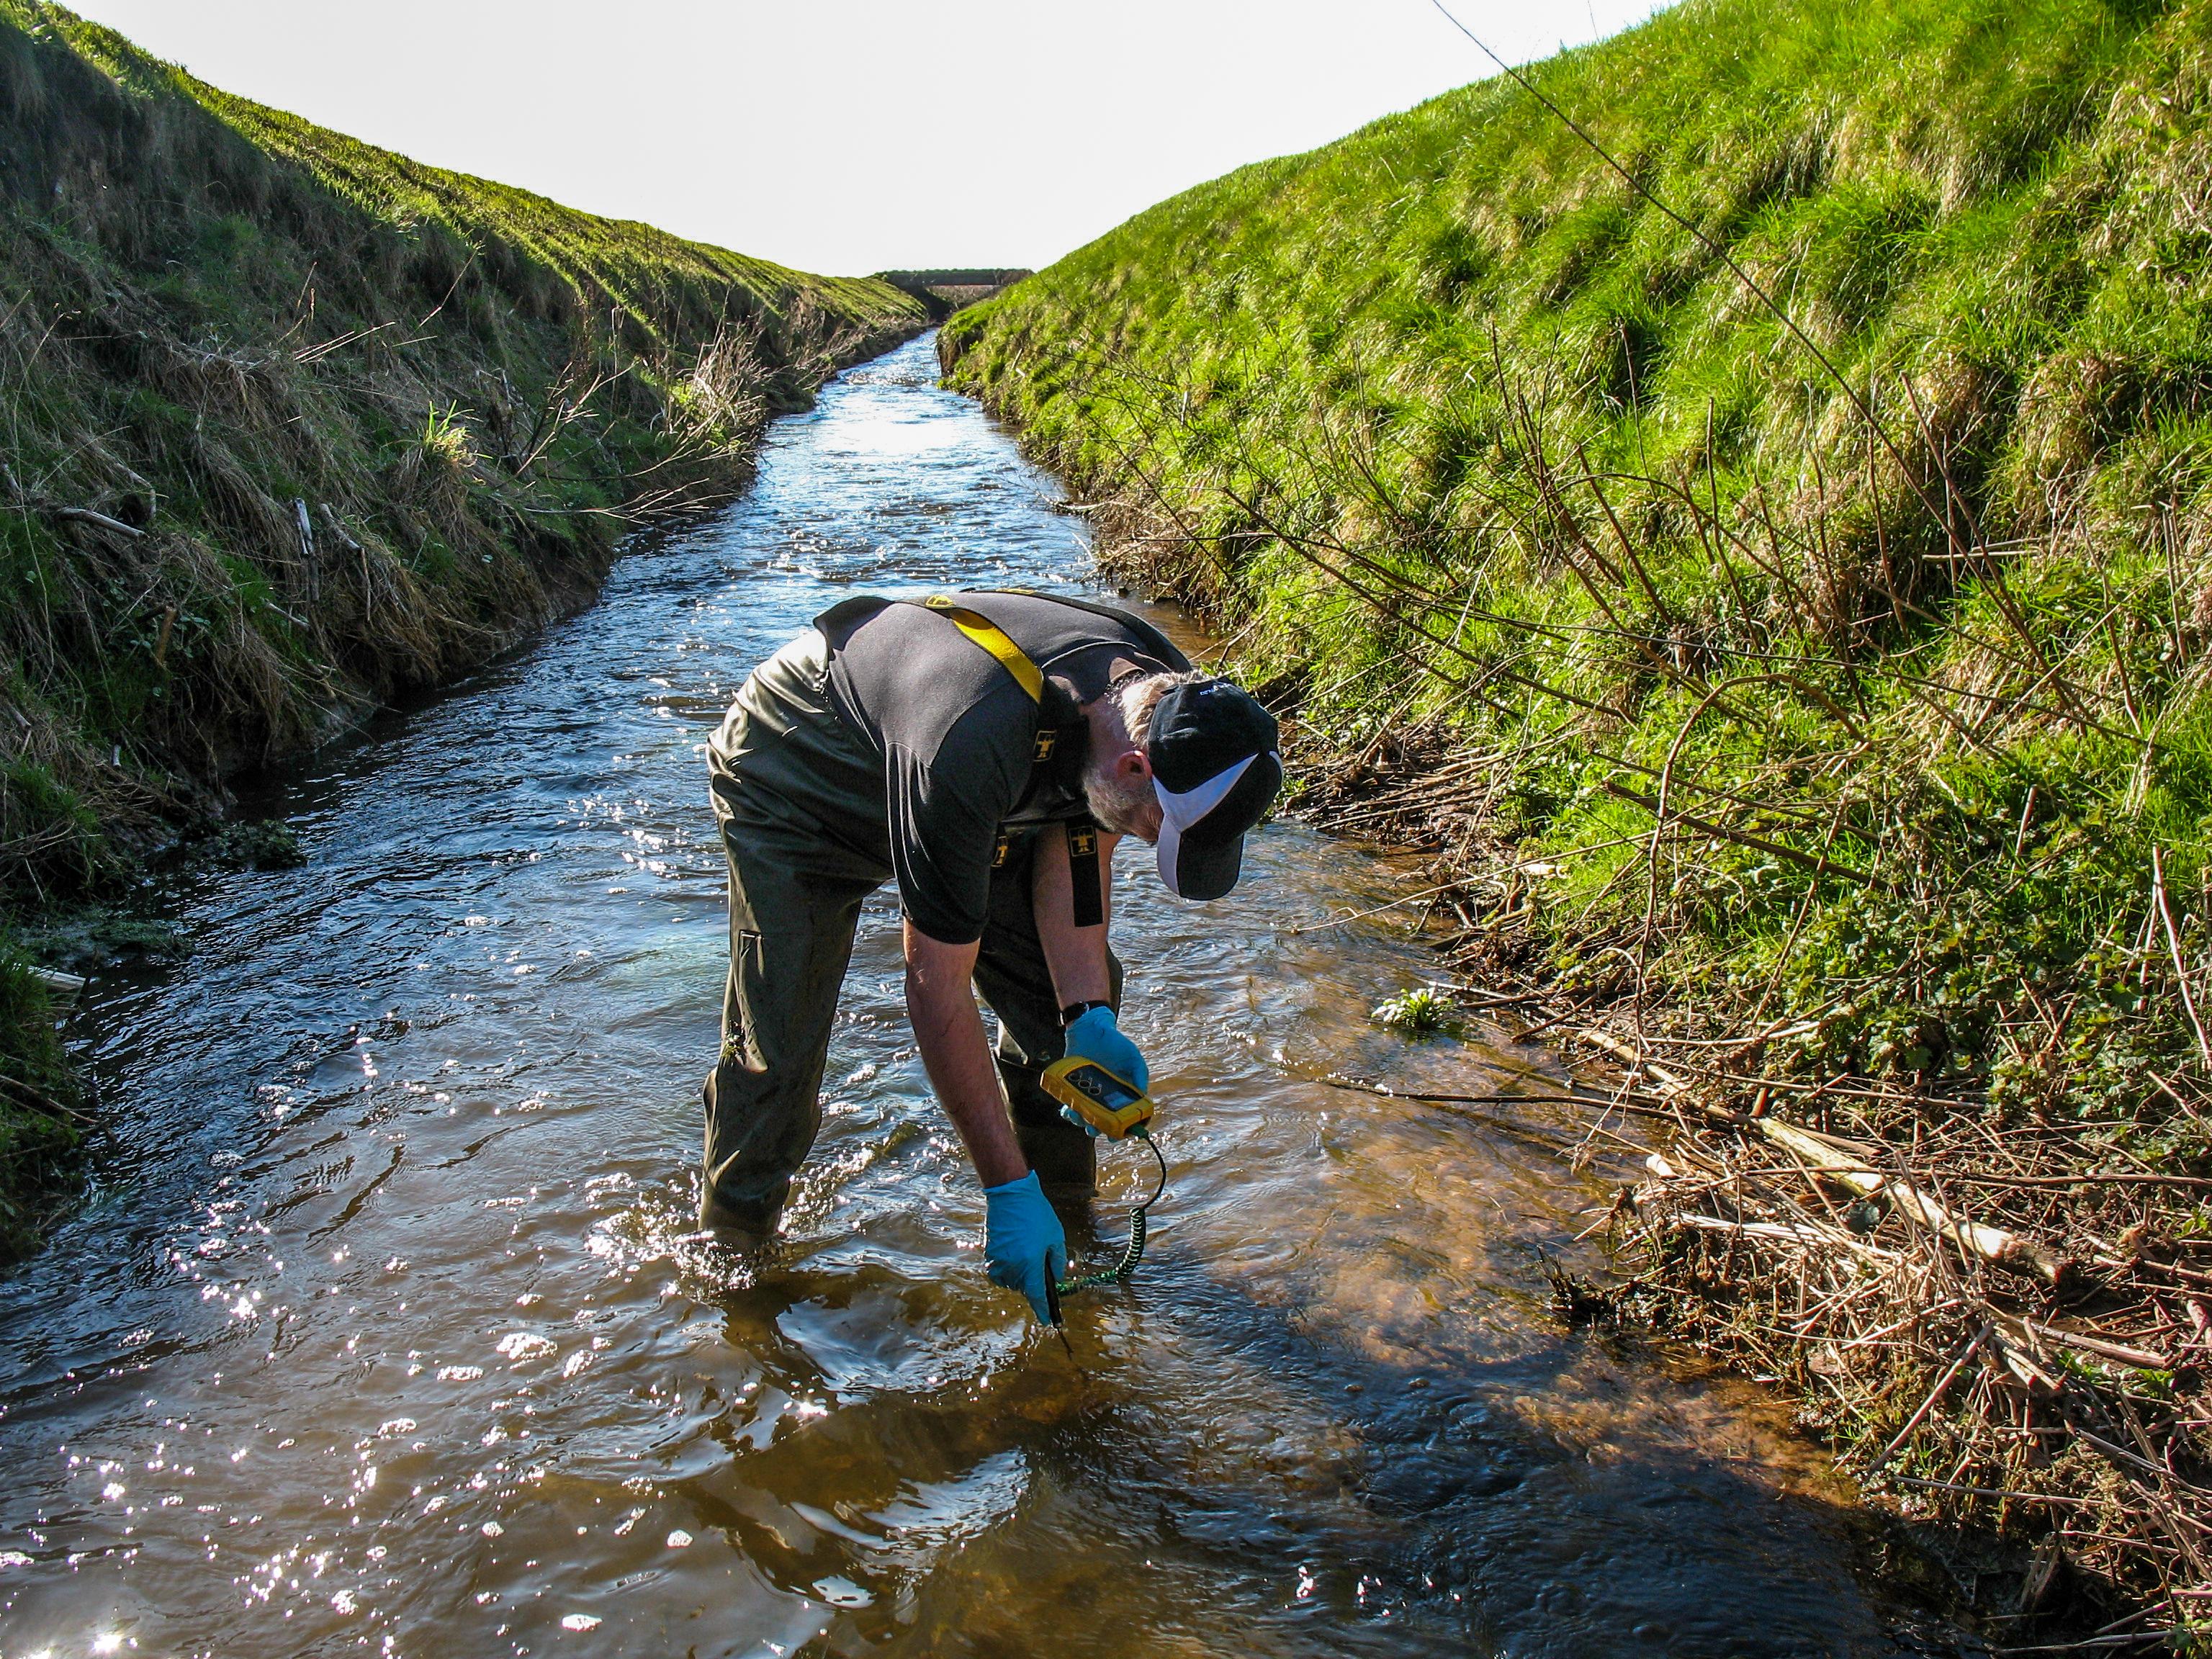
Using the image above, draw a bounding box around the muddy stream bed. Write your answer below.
[0,333,1946,1658]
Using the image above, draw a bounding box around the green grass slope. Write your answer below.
[948,0,2212,1606]
[0,1,925,1251]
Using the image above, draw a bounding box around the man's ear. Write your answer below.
[1118,747,1152,783]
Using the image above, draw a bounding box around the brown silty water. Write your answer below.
[0,333,1931,1658]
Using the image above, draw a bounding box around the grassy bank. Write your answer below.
[0,1,926,1251]
[945,0,2212,1629]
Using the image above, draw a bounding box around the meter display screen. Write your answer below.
[1064,1062,1143,1112]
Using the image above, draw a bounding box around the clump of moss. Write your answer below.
[202,819,306,872]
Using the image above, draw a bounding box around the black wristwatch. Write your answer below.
[1060,999,1112,1028]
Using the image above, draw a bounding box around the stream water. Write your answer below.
[0,333,1935,1658]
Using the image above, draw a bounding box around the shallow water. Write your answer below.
[0,333,1918,1658]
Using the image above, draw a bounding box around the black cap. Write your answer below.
[1146,678,1282,901]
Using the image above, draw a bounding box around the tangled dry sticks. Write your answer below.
[1297,735,2212,1643]
[1437,953,2208,1646]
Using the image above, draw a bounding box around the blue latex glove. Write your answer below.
[1060,1007,1149,1141]
[983,1171,1068,1324]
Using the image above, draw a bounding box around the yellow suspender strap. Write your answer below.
[921,595,1043,703]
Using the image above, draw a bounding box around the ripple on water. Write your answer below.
[0,332,1916,1658]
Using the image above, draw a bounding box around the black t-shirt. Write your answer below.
[814,590,1189,944]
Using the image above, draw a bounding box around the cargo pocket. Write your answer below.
[717,928,767,1074]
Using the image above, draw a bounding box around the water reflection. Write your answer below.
[0,335,1912,1657]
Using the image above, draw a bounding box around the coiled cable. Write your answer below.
[1055,1128,1168,1295]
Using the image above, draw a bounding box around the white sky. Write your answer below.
[64,0,1661,276]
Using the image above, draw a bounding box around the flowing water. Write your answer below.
[0,333,1934,1658]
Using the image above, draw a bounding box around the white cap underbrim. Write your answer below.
[1153,753,1260,897]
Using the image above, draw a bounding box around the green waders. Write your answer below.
[700,632,1110,1235]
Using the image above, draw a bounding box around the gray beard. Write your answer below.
[1084,762,1156,839]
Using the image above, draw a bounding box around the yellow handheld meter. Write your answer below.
[1041,1056,1155,1140]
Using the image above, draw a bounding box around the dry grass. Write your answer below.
[0,0,924,890]
[0,0,927,1246]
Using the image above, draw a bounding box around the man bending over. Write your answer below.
[699,589,1280,1321]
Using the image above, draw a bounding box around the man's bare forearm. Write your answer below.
[904,922,1027,1187]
